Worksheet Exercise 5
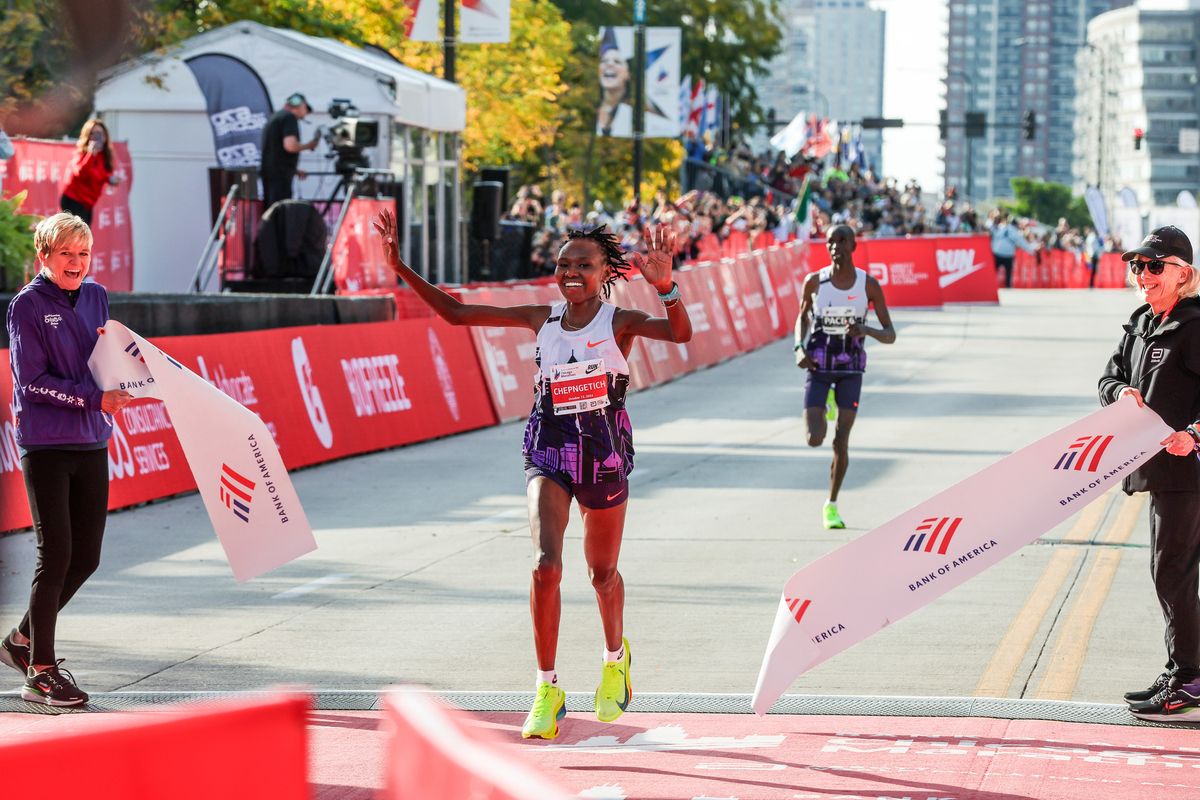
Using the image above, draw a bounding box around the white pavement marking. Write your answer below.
[475,508,526,526]
[271,573,351,600]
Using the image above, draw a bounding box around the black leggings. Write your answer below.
[18,449,109,665]
[60,194,93,226]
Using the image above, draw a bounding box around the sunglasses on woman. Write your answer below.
[1129,258,1181,275]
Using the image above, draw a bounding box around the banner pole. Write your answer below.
[633,0,646,208]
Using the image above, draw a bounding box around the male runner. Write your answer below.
[795,224,896,529]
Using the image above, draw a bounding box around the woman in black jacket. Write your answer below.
[1099,225,1200,721]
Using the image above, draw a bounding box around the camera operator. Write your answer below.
[260,92,320,212]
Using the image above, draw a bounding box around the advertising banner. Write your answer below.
[332,198,397,293]
[932,235,999,304]
[184,54,273,168]
[460,0,511,43]
[672,264,742,369]
[859,237,943,308]
[89,321,317,581]
[3,317,497,534]
[752,398,1171,714]
[405,0,439,40]
[596,27,682,138]
[2,138,134,291]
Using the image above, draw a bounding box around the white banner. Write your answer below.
[752,398,1171,714]
[460,0,510,43]
[88,321,316,582]
[407,0,439,41]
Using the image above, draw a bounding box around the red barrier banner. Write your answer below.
[859,238,943,308]
[728,252,779,350]
[458,283,556,422]
[609,276,687,385]
[2,138,134,291]
[332,197,396,293]
[932,235,999,304]
[673,263,742,369]
[764,245,804,329]
[1096,252,1127,288]
[2,318,496,532]
[0,694,309,800]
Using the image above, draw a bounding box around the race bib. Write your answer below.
[549,359,610,415]
[820,305,857,336]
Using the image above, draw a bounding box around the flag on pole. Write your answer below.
[687,79,706,138]
[679,74,692,135]
[770,110,809,158]
[751,398,1170,714]
[703,86,720,141]
[88,321,318,582]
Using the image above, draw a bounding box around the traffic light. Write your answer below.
[1022,110,1036,141]
[939,109,948,140]
[1134,127,1144,150]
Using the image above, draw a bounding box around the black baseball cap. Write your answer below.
[1121,225,1193,264]
[285,92,312,113]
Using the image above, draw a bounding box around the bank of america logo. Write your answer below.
[218,464,255,523]
[124,342,145,363]
[786,597,811,624]
[1054,435,1113,472]
[904,516,963,555]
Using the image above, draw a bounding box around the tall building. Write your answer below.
[1075,2,1200,216]
[943,0,1132,202]
[759,0,886,172]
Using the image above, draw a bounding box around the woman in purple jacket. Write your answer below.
[2,213,131,706]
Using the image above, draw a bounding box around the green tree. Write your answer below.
[1004,178,1092,229]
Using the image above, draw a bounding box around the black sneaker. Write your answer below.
[22,661,89,707]
[0,630,29,676]
[1129,679,1200,722]
[1124,671,1172,705]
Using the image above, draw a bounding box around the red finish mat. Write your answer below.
[5,708,1200,799]
[481,712,1200,800]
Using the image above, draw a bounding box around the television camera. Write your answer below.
[324,98,379,178]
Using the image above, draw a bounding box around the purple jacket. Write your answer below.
[6,274,111,447]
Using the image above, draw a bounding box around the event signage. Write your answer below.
[752,398,1172,714]
[1,138,134,291]
[460,0,511,43]
[933,235,999,304]
[184,54,274,168]
[89,321,317,581]
[596,27,682,138]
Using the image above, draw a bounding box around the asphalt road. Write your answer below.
[0,289,1168,705]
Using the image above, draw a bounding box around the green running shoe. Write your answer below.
[825,387,837,421]
[823,501,845,529]
[521,681,566,740]
[595,637,632,723]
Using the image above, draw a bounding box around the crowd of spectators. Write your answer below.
[499,139,1117,276]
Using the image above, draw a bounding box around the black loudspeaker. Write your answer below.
[207,168,258,226]
[479,167,510,208]
[471,181,503,242]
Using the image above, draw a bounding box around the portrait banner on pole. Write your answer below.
[596,26,681,138]
[88,320,317,582]
[752,398,1172,714]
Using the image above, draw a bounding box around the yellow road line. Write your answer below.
[1060,489,1115,543]
[1032,548,1123,700]
[974,548,1080,698]
[1102,492,1147,545]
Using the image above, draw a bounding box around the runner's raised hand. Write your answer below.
[634,224,677,293]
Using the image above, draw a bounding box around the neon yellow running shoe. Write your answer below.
[521,682,566,740]
[595,637,632,723]
[823,501,845,529]
[825,387,837,421]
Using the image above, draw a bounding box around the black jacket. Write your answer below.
[1099,296,1200,493]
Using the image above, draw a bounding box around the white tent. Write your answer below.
[95,21,466,292]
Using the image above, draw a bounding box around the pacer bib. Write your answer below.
[550,358,611,415]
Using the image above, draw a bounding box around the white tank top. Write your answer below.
[534,302,629,379]
[813,266,869,334]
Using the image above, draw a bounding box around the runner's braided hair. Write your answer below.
[564,225,631,298]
